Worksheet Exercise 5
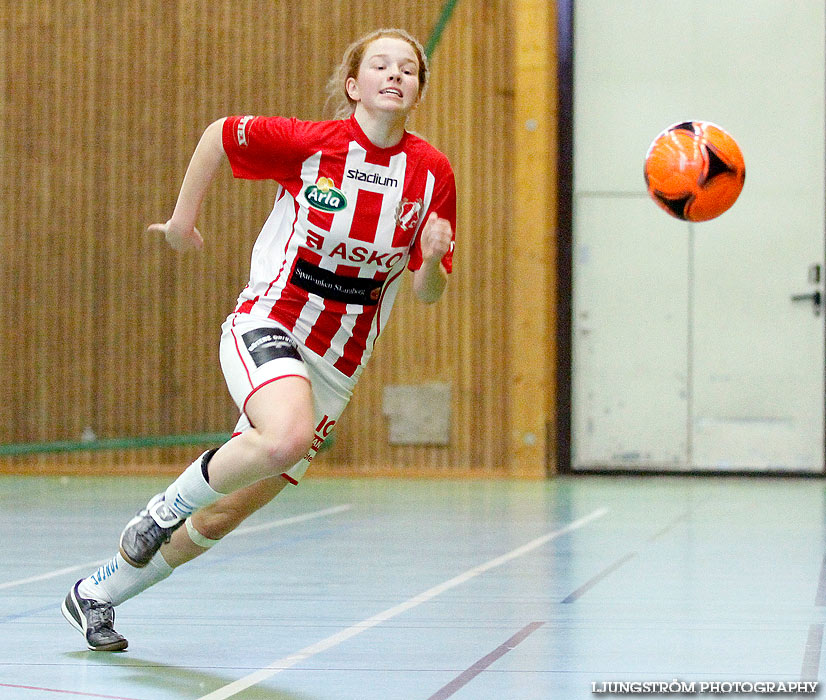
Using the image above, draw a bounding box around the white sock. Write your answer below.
[78,552,173,606]
[162,451,225,520]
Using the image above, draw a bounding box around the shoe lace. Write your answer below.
[137,519,173,547]
[86,600,116,631]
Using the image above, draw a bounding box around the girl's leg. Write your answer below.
[205,376,315,494]
[65,474,291,651]
[119,376,314,568]
[159,474,291,567]
[78,475,291,604]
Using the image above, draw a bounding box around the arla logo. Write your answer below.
[305,177,347,212]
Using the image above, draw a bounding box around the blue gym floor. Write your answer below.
[1,473,824,699]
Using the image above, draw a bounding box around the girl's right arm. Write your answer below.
[147,117,227,251]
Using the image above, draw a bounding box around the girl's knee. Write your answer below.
[244,376,315,474]
[260,426,314,473]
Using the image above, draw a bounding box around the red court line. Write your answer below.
[425,621,546,700]
[802,553,826,680]
[815,553,826,606]
[561,511,690,604]
[561,550,638,603]
[0,683,144,700]
[802,623,823,681]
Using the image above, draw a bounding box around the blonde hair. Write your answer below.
[325,28,429,119]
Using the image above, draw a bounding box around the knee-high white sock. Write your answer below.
[78,552,173,606]
[163,451,225,520]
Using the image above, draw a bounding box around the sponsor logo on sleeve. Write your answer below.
[236,115,255,148]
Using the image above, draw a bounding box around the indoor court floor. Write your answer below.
[1,472,825,699]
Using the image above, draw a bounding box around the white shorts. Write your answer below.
[219,313,354,483]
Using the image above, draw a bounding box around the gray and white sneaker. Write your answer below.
[61,580,128,651]
[119,493,185,568]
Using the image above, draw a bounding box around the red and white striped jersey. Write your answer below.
[222,114,456,381]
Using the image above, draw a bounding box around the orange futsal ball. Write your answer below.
[644,121,745,222]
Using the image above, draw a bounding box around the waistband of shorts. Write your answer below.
[223,312,357,396]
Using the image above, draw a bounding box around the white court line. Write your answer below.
[196,507,609,700]
[0,560,110,592]
[0,505,352,592]
[227,504,351,536]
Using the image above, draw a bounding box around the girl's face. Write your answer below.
[346,37,421,117]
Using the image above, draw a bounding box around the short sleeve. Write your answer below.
[407,156,457,273]
[222,116,306,181]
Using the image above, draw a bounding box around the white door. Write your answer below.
[571,0,825,472]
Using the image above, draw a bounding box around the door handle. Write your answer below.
[791,290,822,315]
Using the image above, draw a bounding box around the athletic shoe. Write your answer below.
[118,493,185,568]
[61,580,128,651]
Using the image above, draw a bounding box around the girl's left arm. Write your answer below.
[412,212,452,303]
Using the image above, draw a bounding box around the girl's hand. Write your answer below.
[147,220,204,252]
[419,212,452,264]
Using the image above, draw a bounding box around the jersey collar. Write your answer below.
[347,114,409,155]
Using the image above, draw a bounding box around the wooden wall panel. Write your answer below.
[509,0,557,475]
[0,0,548,478]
